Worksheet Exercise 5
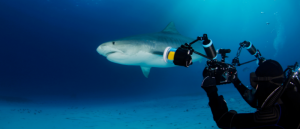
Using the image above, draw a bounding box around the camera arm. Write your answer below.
[232,41,265,66]
[181,34,213,60]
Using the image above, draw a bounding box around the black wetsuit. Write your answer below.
[205,79,300,129]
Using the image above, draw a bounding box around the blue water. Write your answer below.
[0,0,299,128]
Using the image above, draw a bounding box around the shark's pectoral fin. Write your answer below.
[141,66,151,78]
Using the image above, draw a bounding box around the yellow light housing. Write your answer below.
[168,51,175,60]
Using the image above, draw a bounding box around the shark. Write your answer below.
[96,22,205,78]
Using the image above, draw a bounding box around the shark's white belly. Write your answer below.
[107,50,202,68]
[107,51,173,67]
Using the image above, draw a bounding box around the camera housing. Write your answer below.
[205,51,236,85]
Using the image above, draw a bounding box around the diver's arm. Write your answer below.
[204,84,281,129]
[216,105,281,129]
[284,87,300,109]
[232,78,257,108]
[204,88,263,129]
[204,86,229,123]
[202,77,281,128]
[286,79,300,108]
[202,76,229,123]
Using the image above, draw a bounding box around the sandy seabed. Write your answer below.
[0,89,256,129]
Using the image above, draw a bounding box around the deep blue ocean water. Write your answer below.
[0,0,299,128]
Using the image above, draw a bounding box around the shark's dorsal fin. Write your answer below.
[162,22,179,34]
[141,66,151,78]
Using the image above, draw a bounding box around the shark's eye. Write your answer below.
[112,42,115,45]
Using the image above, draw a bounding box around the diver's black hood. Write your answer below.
[254,59,284,109]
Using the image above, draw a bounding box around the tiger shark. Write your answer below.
[96,22,205,78]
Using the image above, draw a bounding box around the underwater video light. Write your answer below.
[163,46,193,67]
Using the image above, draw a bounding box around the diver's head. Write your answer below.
[250,59,284,109]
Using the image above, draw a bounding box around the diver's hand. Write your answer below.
[201,76,217,88]
[202,67,217,90]
[228,68,238,83]
[202,67,214,78]
[202,68,218,99]
[202,67,220,102]
[286,78,298,92]
[201,76,217,97]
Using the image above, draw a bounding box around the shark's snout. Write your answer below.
[96,43,123,57]
[96,45,105,56]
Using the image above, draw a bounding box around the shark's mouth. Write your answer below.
[105,51,117,56]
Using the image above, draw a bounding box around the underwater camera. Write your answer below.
[163,34,265,85]
[163,34,236,85]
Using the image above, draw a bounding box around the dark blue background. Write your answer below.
[0,0,299,104]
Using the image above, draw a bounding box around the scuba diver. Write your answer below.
[163,34,300,128]
[201,59,300,129]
